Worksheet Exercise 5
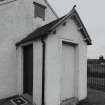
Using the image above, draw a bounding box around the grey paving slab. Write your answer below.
[0,94,34,105]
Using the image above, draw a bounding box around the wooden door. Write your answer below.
[61,43,76,100]
[23,44,33,95]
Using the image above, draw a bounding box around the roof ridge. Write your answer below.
[49,6,76,31]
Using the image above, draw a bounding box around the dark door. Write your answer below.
[23,44,33,95]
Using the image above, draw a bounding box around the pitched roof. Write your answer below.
[16,16,64,46]
[16,6,92,46]
[44,0,59,18]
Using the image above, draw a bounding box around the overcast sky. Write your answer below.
[48,0,105,59]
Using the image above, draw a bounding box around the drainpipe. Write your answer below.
[41,38,46,105]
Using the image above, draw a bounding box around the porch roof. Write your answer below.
[16,16,64,46]
[16,6,92,46]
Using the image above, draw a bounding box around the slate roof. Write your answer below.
[16,6,92,46]
[16,16,65,46]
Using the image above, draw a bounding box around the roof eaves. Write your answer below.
[49,8,75,32]
[16,6,92,46]
[48,6,92,45]
[16,31,49,46]
[16,17,65,46]
[44,0,59,18]
[72,9,92,45]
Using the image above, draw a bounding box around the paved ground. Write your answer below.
[0,89,105,105]
[0,94,33,105]
[88,88,105,105]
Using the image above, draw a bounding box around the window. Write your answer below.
[33,2,46,20]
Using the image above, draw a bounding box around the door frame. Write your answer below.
[17,40,43,105]
[17,41,34,96]
[61,39,79,98]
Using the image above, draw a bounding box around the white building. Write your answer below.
[0,0,91,105]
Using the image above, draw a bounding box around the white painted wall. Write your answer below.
[55,18,87,100]
[33,40,43,105]
[45,35,61,105]
[0,0,57,99]
[44,17,87,105]
[0,0,34,98]
[0,0,87,104]
[78,43,87,100]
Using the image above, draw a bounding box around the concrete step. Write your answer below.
[22,93,33,104]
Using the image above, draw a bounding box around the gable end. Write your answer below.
[49,7,92,45]
[70,9,92,45]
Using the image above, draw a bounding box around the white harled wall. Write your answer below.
[44,17,87,105]
[0,0,57,99]
[45,35,61,105]
[33,40,43,105]
[55,18,87,100]
[0,0,87,103]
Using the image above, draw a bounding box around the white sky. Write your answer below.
[48,0,105,59]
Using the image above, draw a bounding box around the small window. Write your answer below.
[33,2,46,20]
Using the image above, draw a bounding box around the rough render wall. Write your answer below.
[56,18,87,100]
[0,0,57,99]
[33,40,43,105]
[45,35,61,105]
[78,43,87,100]
[0,0,33,99]
[45,17,87,105]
